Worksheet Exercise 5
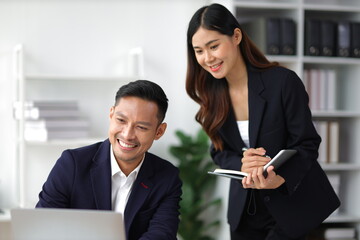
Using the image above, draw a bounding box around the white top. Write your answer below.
[110,147,144,216]
[237,120,250,148]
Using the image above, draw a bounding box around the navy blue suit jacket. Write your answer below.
[36,139,182,240]
[211,66,340,238]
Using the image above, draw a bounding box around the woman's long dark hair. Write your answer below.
[186,3,278,151]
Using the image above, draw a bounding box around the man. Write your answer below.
[36,80,182,240]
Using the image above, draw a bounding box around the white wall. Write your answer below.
[0,0,230,239]
[0,0,203,155]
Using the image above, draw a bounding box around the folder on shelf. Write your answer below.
[319,69,328,110]
[266,18,281,55]
[305,19,321,56]
[328,121,340,164]
[302,69,310,94]
[351,22,360,58]
[279,18,296,55]
[308,69,321,110]
[239,17,280,55]
[320,20,336,56]
[326,69,337,111]
[336,21,351,57]
[306,68,337,111]
[314,120,328,164]
[241,18,280,55]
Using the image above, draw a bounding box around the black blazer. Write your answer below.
[36,139,182,240]
[211,66,340,238]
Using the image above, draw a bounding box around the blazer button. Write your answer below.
[264,196,270,202]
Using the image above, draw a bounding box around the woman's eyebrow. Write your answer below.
[193,39,220,49]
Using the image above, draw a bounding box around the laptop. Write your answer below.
[11,208,126,240]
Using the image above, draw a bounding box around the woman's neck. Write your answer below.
[226,55,247,89]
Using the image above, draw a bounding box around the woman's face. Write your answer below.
[192,27,242,79]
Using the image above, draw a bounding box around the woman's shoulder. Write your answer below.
[261,65,296,77]
[249,65,304,93]
[248,64,297,78]
[256,66,301,83]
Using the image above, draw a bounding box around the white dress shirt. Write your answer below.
[110,147,144,216]
[237,120,250,148]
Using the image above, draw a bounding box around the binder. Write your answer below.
[329,121,340,164]
[320,20,336,56]
[241,18,280,55]
[280,18,296,55]
[314,120,328,163]
[305,19,321,56]
[336,21,351,57]
[241,18,267,54]
[266,18,281,55]
[326,69,337,111]
[351,22,360,58]
[241,18,296,56]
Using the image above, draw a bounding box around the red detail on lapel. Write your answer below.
[141,182,149,189]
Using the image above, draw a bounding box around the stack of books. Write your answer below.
[13,100,90,142]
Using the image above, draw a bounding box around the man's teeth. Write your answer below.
[119,140,136,148]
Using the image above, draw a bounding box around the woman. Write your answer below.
[186,3,340,240]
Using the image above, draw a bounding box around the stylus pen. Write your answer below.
[242,147,270,158]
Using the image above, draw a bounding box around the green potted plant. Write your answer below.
[169,128,222,240]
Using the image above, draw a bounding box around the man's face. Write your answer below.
[108,96,166,168]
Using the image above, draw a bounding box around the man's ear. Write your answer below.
[154,122,167,140]
[109,106,115,119]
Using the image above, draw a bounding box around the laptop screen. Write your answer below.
[11,208,126,240]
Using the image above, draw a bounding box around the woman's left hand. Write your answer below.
[242,166,285,189]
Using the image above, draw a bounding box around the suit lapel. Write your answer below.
[248,68,266,148]
[124,152,153,232]
[90,139,112,210]
[220,109,245,152]
[219,68,267,151]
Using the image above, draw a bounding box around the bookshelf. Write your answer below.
[213,0,360,237]
[12,45,142,210]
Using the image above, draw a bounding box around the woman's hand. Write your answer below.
[242,166,285,189]
[241,147,270,173]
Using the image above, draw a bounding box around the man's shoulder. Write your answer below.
[67,139,109,154]
[145,152,178,170]
[60,139,109,164]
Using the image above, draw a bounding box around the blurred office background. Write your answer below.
[3,1,360,239]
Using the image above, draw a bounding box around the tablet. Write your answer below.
[263,149,297,177]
